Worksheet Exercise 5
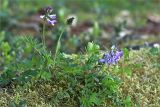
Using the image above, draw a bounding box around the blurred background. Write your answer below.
[0,0,160,53]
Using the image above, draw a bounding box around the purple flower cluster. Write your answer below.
[99,49,123,65]
[40,6,57,26]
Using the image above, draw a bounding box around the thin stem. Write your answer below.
[42,22,46,48]
[53,27,65,68]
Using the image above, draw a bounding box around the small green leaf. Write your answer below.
[93,21,100,36]
[89,93,101,105]
[87,42,100,54]
[123,96,132,107]
[0,31,5,42]
[19,100,27,107]
[39,71,52,80]
[122,67,132,77]
[149,47,159,55]
[0,42,11,54]
[122,48,129,60]
[9,101,17,107]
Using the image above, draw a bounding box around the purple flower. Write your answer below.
[39,6,53,15]
[40,14,57,26]
[45,6,53,13]
[47,19,57,26]
[40,6,57,26]
[99,49,123,65]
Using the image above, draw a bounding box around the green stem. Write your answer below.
[53,27,65,68]
[42,22,46,48]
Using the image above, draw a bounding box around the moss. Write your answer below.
[120,49,160,106]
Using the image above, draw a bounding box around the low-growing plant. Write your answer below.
[0,36,130,106]
[0,6,133,107]
[44,42,126,107]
